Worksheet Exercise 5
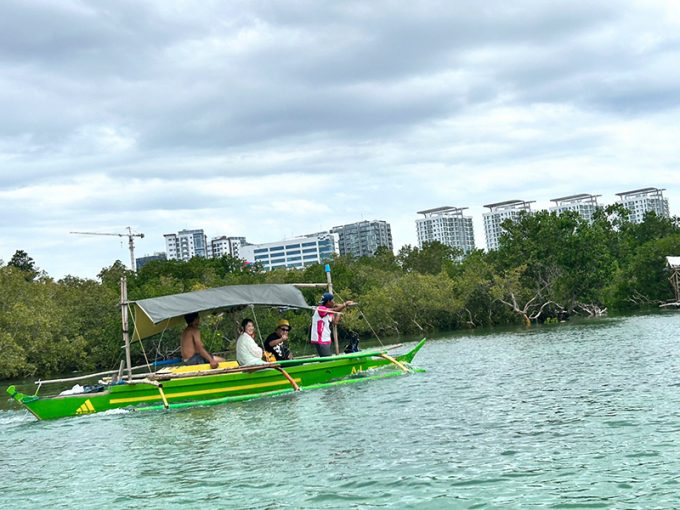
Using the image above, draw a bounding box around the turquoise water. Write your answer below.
[3,313,680,509]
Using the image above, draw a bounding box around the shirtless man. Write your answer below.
[180,312,224,368]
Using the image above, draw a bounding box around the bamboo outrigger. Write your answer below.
[7,279,427,421]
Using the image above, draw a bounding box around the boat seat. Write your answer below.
[157,360,239,374]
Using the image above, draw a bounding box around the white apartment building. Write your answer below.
[483,200,534,251]
[164,229,208,261]
[331,220,393,258]
[240,232,339,271]
[415,207,475,254]
[208,236,247,259]
[549,193,601,222]
[616,187,670,223]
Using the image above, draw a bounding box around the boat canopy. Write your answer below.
[130,284,313,341]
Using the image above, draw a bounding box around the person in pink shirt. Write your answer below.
[310,292,355,357]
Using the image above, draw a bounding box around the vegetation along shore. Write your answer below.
[1,204,679,381]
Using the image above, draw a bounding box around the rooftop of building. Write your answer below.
[331,219,389,229]
[616,187,666,198]
[483,199,535,211]
[417,206,469,217]
[550,193,601,205]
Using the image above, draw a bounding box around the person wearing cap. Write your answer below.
[263,319,293,361]
[310,292,355,357]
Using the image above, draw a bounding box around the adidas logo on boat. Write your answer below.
[76,400,95,415]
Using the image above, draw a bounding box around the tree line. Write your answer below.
[2,204,679,380]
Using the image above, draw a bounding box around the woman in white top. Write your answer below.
[235,318,267,366]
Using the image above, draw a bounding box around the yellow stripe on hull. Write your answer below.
[109,378,301,405]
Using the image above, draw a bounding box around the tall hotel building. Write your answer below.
[415,207,475,254]
[164,229,208,261]
[331,220,393,258]
[240,233,338,271]
[208,236,248,259]
[616,187,670,223]
[549,193,601,222]
[483,200,534,251]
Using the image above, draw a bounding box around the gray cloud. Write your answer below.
[1,0,679,277]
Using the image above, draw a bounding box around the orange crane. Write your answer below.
[70,227,145,272]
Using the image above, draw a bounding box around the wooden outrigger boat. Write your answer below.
[7,280,426,421]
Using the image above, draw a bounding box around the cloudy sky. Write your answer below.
[1,0,679,278]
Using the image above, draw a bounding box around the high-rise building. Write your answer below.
[209,236,248,259]
[549,193,601,222]
[616,187,670,223]
[415,207,475,254]
[330,220,393,258]
[483,200,534,251]
[164,229,208,261]
[135,252,167,270]
[239,232,339,271]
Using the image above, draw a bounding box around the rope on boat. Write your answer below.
[249,304,266,350]
[359,311,383,346]
[128,303,154,375]
[332,291,384,347]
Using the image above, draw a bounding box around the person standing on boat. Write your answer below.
[310,292,355,357]
[181,312,224,369]
[236,318,268,366]
[264,319,293,361]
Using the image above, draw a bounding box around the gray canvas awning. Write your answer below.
[130,284,312,340]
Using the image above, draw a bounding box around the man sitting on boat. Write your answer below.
[236,318,268,366]
[264,319,294,361]
[181,312,225,368]
[310,292,356,357]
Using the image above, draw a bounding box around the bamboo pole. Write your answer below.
[157,384,169,409]
[325,264,340,355]
[34,369,121,385]
[379,353,411,373]
[121,276,133,381]
[114,360,125,383]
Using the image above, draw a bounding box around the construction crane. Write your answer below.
[70,227,145,272]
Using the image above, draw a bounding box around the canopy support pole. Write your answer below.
[121,276,133,381]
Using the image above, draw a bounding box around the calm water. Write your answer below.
[3,313,680,509]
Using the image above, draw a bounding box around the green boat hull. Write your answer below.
[7,339,426,421]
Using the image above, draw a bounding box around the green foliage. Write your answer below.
[398,241,461,275]
[610,234,680,308]
[8,249,40,281]
[3,211,680,380]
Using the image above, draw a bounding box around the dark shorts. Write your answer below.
[183,353,207,365]
[314,343,333,357]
